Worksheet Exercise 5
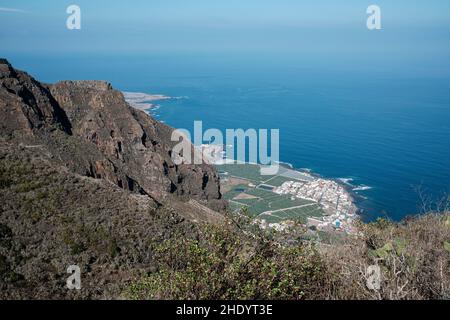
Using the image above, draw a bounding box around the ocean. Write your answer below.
[7,53,450,222]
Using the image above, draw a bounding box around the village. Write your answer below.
[200,144,359,234]
[273,179,358,233]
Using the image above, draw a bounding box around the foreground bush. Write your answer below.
[323,213,450,299]
[125,213,450,300]
[125,225,327,300]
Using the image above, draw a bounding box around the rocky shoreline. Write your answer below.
[122,91,171,112]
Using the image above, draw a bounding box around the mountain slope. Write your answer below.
[0,59,226,299]
[2,59,448,300]
[0,59,225,210]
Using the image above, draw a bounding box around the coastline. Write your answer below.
[270,162,371,220]
[124,92,368,230]
[276,162,364,214]
[123,91,171,113]
[204,144,361,233]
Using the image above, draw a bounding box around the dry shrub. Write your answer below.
[322,213,450,300]
[124,213,449,300]
[124,223,327,300]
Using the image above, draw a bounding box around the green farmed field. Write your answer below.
[217,163,324,224]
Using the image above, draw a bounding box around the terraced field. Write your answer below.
[258,205,324,224]
[217,163,276,184]
[218,163,326,225]
[224,183,323,222]
[262,175,297,187]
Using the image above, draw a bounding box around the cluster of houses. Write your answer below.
[273,179,358,233]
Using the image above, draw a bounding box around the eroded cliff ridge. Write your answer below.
[0,59,224,209]
[0,59,226,298]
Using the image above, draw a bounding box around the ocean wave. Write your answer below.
[337,178,372,192]
[353,185,372,192]
[275,161,294,169]
[338,178,354,186]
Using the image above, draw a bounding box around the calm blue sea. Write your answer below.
[7,53,450,222]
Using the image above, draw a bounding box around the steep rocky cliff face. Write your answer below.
[0,59,227,299]
[0,59,72,137]
[0,59,224,210]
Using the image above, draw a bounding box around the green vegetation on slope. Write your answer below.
[1,146,449,300]
[125,213,450,300]
[124,224,326,300]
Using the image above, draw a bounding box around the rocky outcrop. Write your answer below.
[0,59,225,210]
[0,59,227,299]
[0,59,72,137]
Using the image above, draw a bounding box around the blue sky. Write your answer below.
[1,0,450,55]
